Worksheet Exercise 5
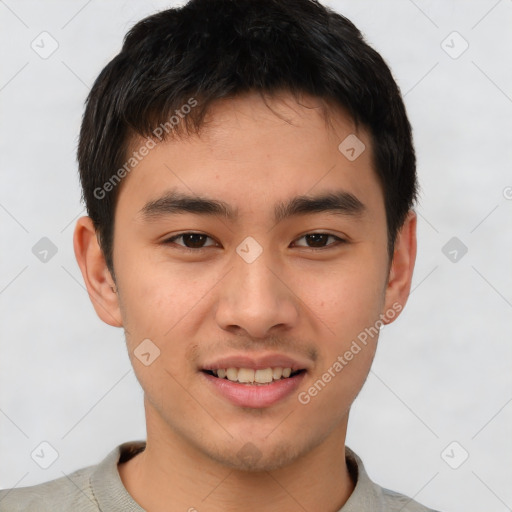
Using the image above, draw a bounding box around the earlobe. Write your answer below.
[382,210,417,325]
[73,216,123,327]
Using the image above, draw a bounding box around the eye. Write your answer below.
[292,233,345,249]
[163,232,218,250]
[162,232,346,252]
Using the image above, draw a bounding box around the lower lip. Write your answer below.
[201,371,306,408]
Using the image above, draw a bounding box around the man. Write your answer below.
[0,0,441,510]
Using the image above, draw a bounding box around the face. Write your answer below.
[75,92,416,471]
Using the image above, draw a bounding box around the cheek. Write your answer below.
[117,266,199,407]
[117,258,221,376]
[296,269,382,414]
[296,257,386,340]
[117,251,197,335]
[297,348,375,426]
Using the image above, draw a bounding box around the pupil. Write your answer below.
[306,234,328,247]
[185,234,206,248]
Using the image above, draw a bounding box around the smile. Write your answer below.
[203,367,305,384]
[201,368,307,408]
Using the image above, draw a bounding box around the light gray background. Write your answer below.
[1,1,511,511]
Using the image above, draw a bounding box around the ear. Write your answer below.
[382,210,417,325]
[73,216,123,327]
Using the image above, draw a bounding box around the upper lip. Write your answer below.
[201,353,311,372]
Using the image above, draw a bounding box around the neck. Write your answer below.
[119,405,355,512]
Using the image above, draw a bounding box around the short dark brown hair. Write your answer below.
[78,0,418,280]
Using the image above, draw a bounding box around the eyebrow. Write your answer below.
[138,188,366,224]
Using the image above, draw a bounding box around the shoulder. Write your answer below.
[344,446,442,512]
[0,465,98,512]
[0,442,145,512]
[379,486,441,512]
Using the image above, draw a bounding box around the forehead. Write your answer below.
[117,92,383,225]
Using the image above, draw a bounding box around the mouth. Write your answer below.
[200,353,310,408]
[200,365,307,408]
[202,367,306,385]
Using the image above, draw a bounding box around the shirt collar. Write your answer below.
[90,441,382,512]
[90,440,146,512]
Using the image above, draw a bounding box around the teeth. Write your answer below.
[210,367,297,384]
[255,368,273,383]
[226,368,238,381]
[238,368,255,383]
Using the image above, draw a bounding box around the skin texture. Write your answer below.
[74,92,417,512]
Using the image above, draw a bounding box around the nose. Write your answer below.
[215,245,300,339]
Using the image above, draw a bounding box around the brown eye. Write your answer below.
[163,233,218,250]
[293,233,345,249]
[180,234,208,248]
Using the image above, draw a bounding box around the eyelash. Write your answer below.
[162,232,347,252]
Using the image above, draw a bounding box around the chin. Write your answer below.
[202,434,318,473]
